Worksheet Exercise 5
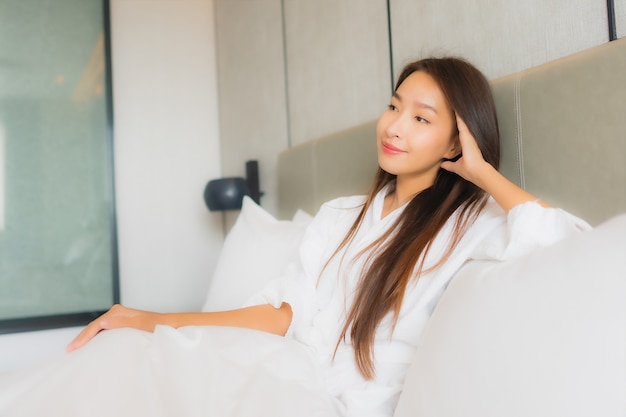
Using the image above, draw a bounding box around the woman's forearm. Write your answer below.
[67,303,292,352]
[472,162,550,212]
[159,303,293,336]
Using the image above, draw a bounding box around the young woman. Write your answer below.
[0,57,588,417]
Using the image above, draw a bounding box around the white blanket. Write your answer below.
[0,325,341,417]
[0,198,590,417]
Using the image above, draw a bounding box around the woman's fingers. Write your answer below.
[66,318,106,352]
[442,114,491,186]
[66,304,142,352]
[441,115,470,175]
[455,114,482,160]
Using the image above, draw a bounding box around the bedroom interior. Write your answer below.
[0,1,624,414]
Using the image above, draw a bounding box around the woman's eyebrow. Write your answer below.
[393,91,438,115]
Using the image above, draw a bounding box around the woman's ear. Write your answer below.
[443,135,461,160]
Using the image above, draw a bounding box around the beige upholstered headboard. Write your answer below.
[278,38,626,226]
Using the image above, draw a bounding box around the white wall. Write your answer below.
[111,0,223,313]
[0,125,4,232]
[390,0,610,80]
[215,0,391,219]
[618,0,626,38]
[213,0,288,220]
[0,0,223,372]
[283,0,391,147]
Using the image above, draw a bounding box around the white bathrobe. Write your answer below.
[0,189,589,417]
[249,190,589,417]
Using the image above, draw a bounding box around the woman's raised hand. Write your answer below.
[441,114,547,211]
[66,304,159,352]
[440,114,494,188]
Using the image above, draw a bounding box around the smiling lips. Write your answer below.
[382,141,405,155]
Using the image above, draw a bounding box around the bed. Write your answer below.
[1,38,625,417]
[212,37,626,416]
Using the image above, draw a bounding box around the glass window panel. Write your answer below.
[0,0,118,331]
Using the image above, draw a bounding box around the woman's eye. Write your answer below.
[387,104,398,111]
[415,116,429,123]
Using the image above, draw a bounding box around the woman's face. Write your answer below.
[377,71,459,188]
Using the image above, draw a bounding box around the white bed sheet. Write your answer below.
[0,325,341,417]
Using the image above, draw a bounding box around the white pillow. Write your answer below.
[394,214,626,417]
[202,196,313,312]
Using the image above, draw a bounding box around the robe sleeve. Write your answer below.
[470,200,591,262]
[244,199,345,337]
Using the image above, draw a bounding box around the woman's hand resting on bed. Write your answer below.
[441,114,548,212]
[67,303,293,352]
[67,304,160,352]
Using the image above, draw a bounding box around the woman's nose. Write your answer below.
[385,112,408,138]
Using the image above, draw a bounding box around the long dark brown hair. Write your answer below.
[333,57,500,379]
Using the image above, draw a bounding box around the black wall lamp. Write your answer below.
[203,160,262,211]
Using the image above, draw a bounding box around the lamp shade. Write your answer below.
[203,177,250,211]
